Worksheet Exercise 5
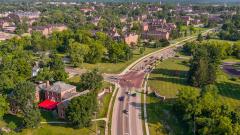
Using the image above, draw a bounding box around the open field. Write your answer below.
[147,57,240,134]
[146,94,187,135]
[98,92,113,118]
[81,47,160,73]
[216,69,240,108]
[0,111,105,135]
[148,58,199,98]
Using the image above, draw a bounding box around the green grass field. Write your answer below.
[147,57,240,135]
[0,111,105,135]
[98,92,113,118]
[146,94,187,135]
[81,47,159,73]
[148,58,199,98]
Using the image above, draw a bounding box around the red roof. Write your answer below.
[38,99,59,110]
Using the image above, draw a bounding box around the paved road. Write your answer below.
[109,28,217,135]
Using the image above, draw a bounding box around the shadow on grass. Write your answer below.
[151,68,188,79]
[3,114,23,127]
[149,76,189,86]
[216,82,240,100]
[139,93,188,135]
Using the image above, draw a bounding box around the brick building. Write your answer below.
[30,24,67,36]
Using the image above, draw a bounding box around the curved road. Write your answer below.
[107,28,218,135]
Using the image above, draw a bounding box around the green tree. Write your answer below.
[49,55,68,81]
[66,92,97,128]
[85,42,106,64]
[79,69,103,91]
[11,81,41,128]
[197,34,203,42]
[22,106,41,128]
[0,95,9,118]
[68,42,89,67]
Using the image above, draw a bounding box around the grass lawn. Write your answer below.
[146,56,240,134]
[207,39,237,44]
[0,112,105,135]
[216,70,240,108]
[146,94,187,135]
[98,92,113,118]
[81,47,159,74]
[223,57,240,63]
[148,58,199,98]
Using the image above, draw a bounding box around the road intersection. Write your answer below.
[104,28,217,135]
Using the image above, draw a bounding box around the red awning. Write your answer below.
[38,99,59,110]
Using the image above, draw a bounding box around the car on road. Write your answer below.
[123,109,128,114]
[118,96,125,101]
[131,92,137,97]
[110,76,118,80]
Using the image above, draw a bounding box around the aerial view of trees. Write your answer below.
[174,85,240,134]
[219,15,240,41]
[11,81,41,128]
[78,69,103,91]
[187,42,222,87]
[66,91,97,128]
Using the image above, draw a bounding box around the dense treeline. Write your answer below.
[183,40,240,59]
[173,40,240,134]
[184,40,240,86]
[219,15,240,41]
[174,85,240,135]
[66,91,97,128]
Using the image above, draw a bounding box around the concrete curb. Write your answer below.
[105,84,118,135]
[143,73,150,135]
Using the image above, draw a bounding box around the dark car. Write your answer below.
[118,96,125,101]
[123,109,128,114]
[132,92,137,97]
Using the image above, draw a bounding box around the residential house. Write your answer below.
[91,16,101,26]
[124,33,139,46]
[181,16,192,26]
[108,27,121,40]
[148,6,162,13]
[31,24,67,36]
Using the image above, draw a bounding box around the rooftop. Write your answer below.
[46,81,76,93]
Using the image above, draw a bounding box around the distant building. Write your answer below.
[91,16,101,26]
[141,19,176,41]
[124,33,139,46]
[108,27,121,40]
[180,16,201,26]
[80,7,95,13]
[148,6,163,13]
[7,11,40,25]
[142,30,170,41]
[30,24,67,36]
[0,32,16,41]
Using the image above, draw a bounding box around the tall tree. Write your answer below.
[68,42,89,67]
[66,92,97,128]
[79,69,103,91]
[11,81,41,128]
[0,95,9,118]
